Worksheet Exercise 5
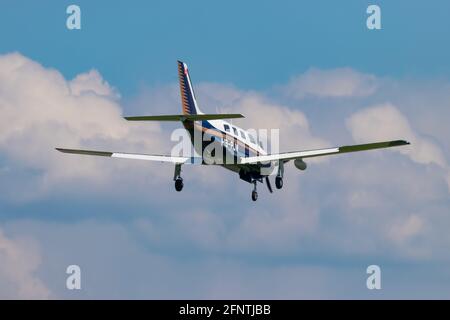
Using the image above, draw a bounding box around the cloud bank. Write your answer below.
[1,53,450,298]
[283,68,377,99]
[0,228,50,299]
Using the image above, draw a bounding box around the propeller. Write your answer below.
[265,176,273,193]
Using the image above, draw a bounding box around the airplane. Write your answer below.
[56,61,410,201]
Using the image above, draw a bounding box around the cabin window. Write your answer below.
[232,127,238,136]
[258,141,263,148]
[249,134,256,144]
[240,130,246,139]
[223,124,230,132]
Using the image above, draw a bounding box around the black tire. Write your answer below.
[251,191,258,201]
[275,177,283,189]
[175,178,184,192]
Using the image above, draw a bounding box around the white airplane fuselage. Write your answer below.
[183,117,278,183]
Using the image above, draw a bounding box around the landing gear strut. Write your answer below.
[174,164,184,192]
[251,181,258,201]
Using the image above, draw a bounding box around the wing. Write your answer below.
[55,148,201,164]
[240,140,410,164]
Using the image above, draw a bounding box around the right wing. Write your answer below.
[55,148,201,164]
[240,140,410,164]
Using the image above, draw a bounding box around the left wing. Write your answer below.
[240,140,410,164]
[55,148,201,164]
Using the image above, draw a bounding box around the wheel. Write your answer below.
[175,178,183,191]
[251,190,258,201]
[275,176,283,189]
[175,178,184,192]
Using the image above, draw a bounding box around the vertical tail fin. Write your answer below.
[177,60,202,115]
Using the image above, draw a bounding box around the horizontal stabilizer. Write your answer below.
[124,113,244,121]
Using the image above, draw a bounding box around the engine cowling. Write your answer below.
[294,159,307,170]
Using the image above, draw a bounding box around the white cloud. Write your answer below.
[388,215,425,245]
[283,67,377,99]
[232,95,330,151]
[347,103,447,168]
[346,103,450,195]
[0,52,168,200]
[196,85,331,153]
[70,70,118,98]
[0,228,50,299]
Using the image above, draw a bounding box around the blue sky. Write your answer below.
[1,1,450,299]
[2,0,450,95]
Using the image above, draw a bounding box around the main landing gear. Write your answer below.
[251,181,258,201]
[175,177,184,192]
[275,160,284,189]
[275,176,283,189]
[174,164,184,192]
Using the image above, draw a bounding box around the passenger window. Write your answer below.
[240,131,246,139]
[232,127,238,135]
[249,135,256,144]
[224,124,230,132]
[258,141,263,148]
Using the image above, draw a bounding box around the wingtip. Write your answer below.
[55,147,71,153]
[392,140,411,146]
